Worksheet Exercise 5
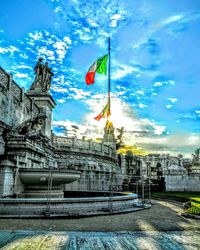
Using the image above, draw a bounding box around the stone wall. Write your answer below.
[53,135,123,191]
[0,67,40,127]
[165,175,200,192]
[0,67,40,155]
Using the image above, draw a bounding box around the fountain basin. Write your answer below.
[18,168,81,198]
[0,192,151,218]
[19,168,81,185]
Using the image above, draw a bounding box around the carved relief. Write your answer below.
[0,69,9,89]
[11,82,21,101]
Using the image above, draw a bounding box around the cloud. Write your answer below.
[15,73,29,78]
[139,103,147,109]
[16,65,32,69]
[38,47,55,60]
[136,133,200,156]
[29,31,43,40]
[153,80,175,88]
[51,85,68,93]
[153,81,163,87]
[69,88,91,100]
[166,104,173,109]
[112,63,142,80]
[136,90,144,95]
[53,41,68,61]
[52,94,167,150]
[167,97,178,103]
[195,110,200,116]
[50,0,128,42]
[57,99,66,103]
[110,13,123,27]
[0,46,19,54]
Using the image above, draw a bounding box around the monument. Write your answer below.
[0,60,144,218]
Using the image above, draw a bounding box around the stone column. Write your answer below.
[0,160,15,197]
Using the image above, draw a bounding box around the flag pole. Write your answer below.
[108,37,111,117]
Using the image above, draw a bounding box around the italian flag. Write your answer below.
[85,54,108,85]
[94,103,110,121]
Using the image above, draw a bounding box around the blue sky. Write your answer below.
[1,0,200,156]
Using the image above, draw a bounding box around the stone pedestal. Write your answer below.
[26,92,56,139]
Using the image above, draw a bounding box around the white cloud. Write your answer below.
[51,85,68,93]
[0,46,19,54]
[168,80,175,85]
[15,73,28,78]
[153,81,163,87]
[136,90,144,95]
[110,14,122,27]
[54,6,63,13]
[74,29,92,41]
[166,104,173,109]
[63,36,72,44]
[53,41,68,61]
[16,65,32,69]
[37,47,55,60]
[139,103,147,109]
[188,135,199,144]
[84,94,166,138]
[69,88,91,100]
[164,15,184,25]
[57,99,66,103]
[141,118,166,135]
[87,19,99,27]
[167,97,178,103]
[29,31,43,40]
[112,63,142,80]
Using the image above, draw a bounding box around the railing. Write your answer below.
[53,136,116,159]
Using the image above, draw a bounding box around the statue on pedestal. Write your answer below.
[30,58,54,92]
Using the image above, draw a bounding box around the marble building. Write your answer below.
[121,152,200,192]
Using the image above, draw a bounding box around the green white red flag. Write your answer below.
[94,103,111,121]
[85,54,108,85]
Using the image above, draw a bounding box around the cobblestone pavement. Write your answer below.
[0,200,200,249]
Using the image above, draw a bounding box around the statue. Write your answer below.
[42,62,54,91]
[34,58,44,83]
[6,113,47,140]
[30,59,54,92]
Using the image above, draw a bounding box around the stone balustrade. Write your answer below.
[53,135,117,160]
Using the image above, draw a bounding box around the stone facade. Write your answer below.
[122,152,200,192]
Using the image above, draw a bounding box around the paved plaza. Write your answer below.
[1,230,200,250]
[0,200,200,249]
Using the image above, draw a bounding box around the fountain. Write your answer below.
[0,60,150,218]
